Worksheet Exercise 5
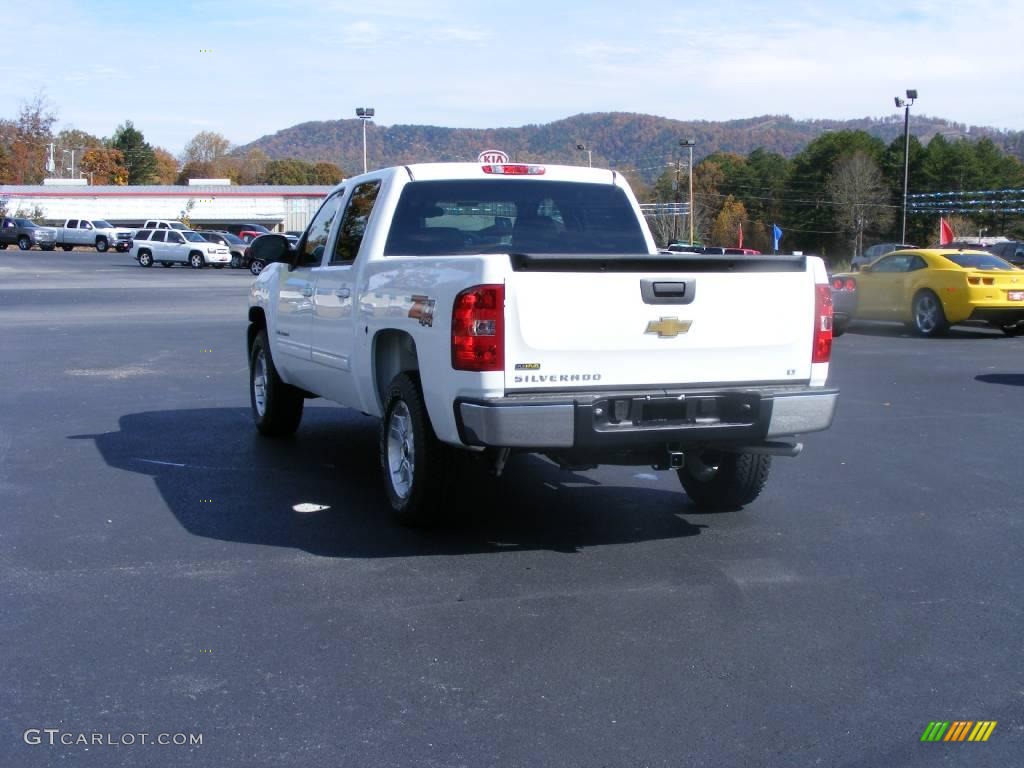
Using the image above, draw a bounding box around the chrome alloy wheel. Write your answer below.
[386,400,415,500]
[252,348,268,417]
[914,293,940,334]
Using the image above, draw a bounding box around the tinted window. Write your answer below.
[872,254,915,273]
[66,219,79,228]
[168,232,185,244]
[221,232,244,244]
[299,192,344,267]
[332,181,381,264]
[384,180,647,256]
[942,253,1015,270]
[79,221,92,229]
[150,231,166,242]
[15,219,38,228]
[135,229,152,240]
[170,222,187,230]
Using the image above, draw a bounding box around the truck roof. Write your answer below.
[358,163,621,184]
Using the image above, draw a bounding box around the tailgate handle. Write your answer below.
[641,278,696,305]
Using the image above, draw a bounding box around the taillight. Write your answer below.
[844,278,856,291]
[480,164,545,175]
[452,284,504,371]
[832,278,842,289]
[813,283,833,364]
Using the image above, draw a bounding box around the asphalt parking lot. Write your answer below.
[3,251,1022,767]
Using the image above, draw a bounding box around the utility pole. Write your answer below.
[680,138,696,245]
[673,158,682,243]
[894,89,917,244]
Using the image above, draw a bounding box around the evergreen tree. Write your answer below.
[111,121,157,184]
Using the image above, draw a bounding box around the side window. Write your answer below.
[158,222,169,229]
[135,229,152,240]
[299,191,345,267]
[332,180,382,265]
[150,231,166,243]
[67,219,79,229]
[168,232,184,244]
[873,255,908,273]
[80,221,92,230]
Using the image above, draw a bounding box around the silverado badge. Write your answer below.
[645,317,693,338]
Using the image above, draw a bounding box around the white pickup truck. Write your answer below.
[55,218,134,252]
[246,163,837,525]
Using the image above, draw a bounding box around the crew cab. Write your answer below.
[246,163,837,526]
[131,228,231,268]
[0,217,57,251]
[54,218,134,252]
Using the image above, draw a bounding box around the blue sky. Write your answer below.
[7,0,1024,155]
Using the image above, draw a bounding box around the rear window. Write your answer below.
[135,229,153,240]
[383,180,647,256]
[943,252,1015,270]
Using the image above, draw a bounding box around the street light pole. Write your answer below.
[575,143,592,168]
[680,138,696,245]
[355,107,375,174]
[895,89,917,244]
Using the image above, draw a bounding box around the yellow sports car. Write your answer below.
[831,248,1024,337]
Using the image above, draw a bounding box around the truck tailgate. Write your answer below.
[504,254,816,391]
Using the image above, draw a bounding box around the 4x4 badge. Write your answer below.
[645,317,692,338]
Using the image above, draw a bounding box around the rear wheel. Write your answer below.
[249,329,304,436]
[380,373,456,527]
[230,254,241,269]
[138,251,154,267]
[189,252,205,269]
[912,290,949,337]
[678,450,771,511]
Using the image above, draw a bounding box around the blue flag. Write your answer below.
[772,224,783,252]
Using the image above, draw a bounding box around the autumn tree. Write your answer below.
[827,151,894,259]
[111,121,157,184]
[312,162,343,185]
[710,196,748,248]
[181,131,233,179]
[80,147,128,185]
[152,147,180,184]
[237,148,269,184]
[1,94,58,183]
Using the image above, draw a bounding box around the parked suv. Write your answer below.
[221,223,271,243]
[131,229,231,268]
[852,242,918,271]
[196,230,251,269]
[985,240,1024,267]
[0,217,58,250]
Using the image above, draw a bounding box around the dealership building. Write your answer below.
[0,181,334,232]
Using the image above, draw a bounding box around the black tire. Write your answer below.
[18,236,30,251]
[999,322,1024,337]
[41,245,55,251]
[230,254,241,269]
[249,329,303,437]
[160,261,173,268]
[678,450,771,511]
[250,259,264,276]
[912,290,949,337]
[0,243,7,249]
[189,252,205,269]
[138,250,154,267]
[95,237,109,252]
[62,245,73,251]
[380,373,457,527]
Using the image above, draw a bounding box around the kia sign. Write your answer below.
[478,150,509,164]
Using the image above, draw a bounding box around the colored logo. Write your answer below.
[920,721,996,742]
[645,317,693,338]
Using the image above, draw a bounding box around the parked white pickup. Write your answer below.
[54,218,134,252]
[246,162,838,525]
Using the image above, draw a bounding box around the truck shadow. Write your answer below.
[70,407,705,558]
[844,321,1004,340]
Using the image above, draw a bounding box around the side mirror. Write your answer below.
[249,233,295,266]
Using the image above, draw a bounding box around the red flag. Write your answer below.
[939,217,954,245]
[737,222,744,249]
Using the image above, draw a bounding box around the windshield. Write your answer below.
[222,232,244,244]
[93,220,114,228]
[183,232,206,242]
[14,219,38,228]
[170,222,188,230]
[943,252,1016,270]
[384,180,648,256]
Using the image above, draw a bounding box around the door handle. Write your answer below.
[301,285,314,298]
[335,287,351,299]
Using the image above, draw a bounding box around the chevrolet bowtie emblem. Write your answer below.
[645,317,693,337]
